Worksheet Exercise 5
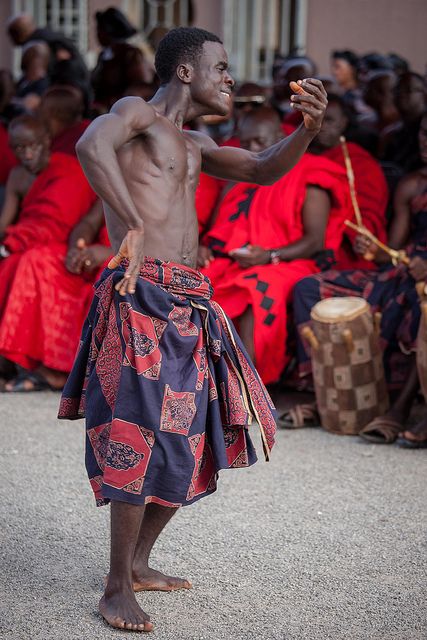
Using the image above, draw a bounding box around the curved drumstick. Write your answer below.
[340,136,376,260]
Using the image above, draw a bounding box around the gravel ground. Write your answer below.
[0,391,426,640]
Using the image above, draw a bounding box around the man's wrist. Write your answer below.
[269,249,281,264]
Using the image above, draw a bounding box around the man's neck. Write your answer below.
[150,83,212,129]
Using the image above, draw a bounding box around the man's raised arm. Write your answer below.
[75,97,156,294]
[200,79,327,185]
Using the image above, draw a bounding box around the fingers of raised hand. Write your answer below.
[291,103,324,119]
[300,78,328,98]
[291,93,323,108]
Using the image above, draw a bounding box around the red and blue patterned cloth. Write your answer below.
[58,257,276,507]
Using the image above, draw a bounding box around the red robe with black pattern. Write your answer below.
[0,152,100,372]
[321,141,388,270]
[201,153,351,384]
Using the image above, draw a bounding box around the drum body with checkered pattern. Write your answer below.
[310,297,389,435]
[416,301,427,403]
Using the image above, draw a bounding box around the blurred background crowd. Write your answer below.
[0,0,426,448]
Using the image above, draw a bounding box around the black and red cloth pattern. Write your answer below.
[58,257,276,508]
[201,154,351,384]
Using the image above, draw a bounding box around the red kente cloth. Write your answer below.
[0,123,18,184]
[3,152,96,253]
[202,153,350,384]
[51,120,91,156]
[0,152,97,371]
[322,142,388,270]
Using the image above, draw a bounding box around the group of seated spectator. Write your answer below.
[0,8,426,449]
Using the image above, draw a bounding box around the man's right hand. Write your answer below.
[108,229,145,296]
[353,234,377,257]
[197,245,214,269]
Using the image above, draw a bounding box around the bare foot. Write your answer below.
[99,587,153,632]
[398,415,427,445]
[133,567,192,592]
[36,365,68,389]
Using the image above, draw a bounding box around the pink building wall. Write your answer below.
[305,0,427,75]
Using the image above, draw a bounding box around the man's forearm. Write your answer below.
[255,124,317,185]
[273,235,323,261]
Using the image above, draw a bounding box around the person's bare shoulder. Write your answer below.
[396,170,425,201]
[110,96,157,133]
[7,165,33,194]
[185,129,218,154]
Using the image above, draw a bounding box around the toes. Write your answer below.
[113,616,126,629]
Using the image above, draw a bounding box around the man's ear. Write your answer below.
[176,62,193,84]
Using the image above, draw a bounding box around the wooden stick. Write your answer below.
[344,219,410,265]
[340,136,363,228]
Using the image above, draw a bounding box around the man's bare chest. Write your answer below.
[118,130,202,189]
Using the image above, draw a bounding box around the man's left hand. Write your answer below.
[408,256,427,282]
[290,78,328,132]
[229,245,271,268]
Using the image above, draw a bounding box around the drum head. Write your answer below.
[311,296,368,322]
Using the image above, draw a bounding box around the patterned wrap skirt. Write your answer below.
[58,257,276,508]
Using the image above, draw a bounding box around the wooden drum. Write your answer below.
[301,296,389,435]
[416,297,427,403]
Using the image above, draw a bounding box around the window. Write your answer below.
[222,0,307,83]
[12,0,88,53]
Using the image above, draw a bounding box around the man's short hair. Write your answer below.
[154,27,222,85]
[8,114,48,136]
[332,49,359,70]
[41,85,84,123]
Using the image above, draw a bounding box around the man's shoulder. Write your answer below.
[8,164,32,184]
[185,129,217,152]
[109,96,158,128]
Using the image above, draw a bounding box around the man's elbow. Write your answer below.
[301,233,325,256]
[310,236,325,254]
[75,136,94,161]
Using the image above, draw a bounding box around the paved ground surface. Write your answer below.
[0,390,426,640]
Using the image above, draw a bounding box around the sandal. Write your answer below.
[396,429,427,449]
[3,370,56,393]
[278,402,320,429]
[359,416,401,444]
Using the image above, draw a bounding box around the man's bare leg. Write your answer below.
[131,504,192,591]
[99,501,153,632]
[238,305,255,363]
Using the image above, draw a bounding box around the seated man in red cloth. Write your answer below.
[309,93,389,270]
[199,107,350,384]
[38,84,91,156]
[0,115,98,390]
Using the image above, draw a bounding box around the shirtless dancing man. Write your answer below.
[59,28,327,632]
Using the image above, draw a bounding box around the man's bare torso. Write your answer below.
[104,113,202,269]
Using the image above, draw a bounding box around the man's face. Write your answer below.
[419,115,427,165]
[315,102,348,150]
[395,76,426,118]
[190,41,234,116]
[9,125,50,173]
[365,73,396,109]
[239,119,282,152]
[331,58,354,86]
